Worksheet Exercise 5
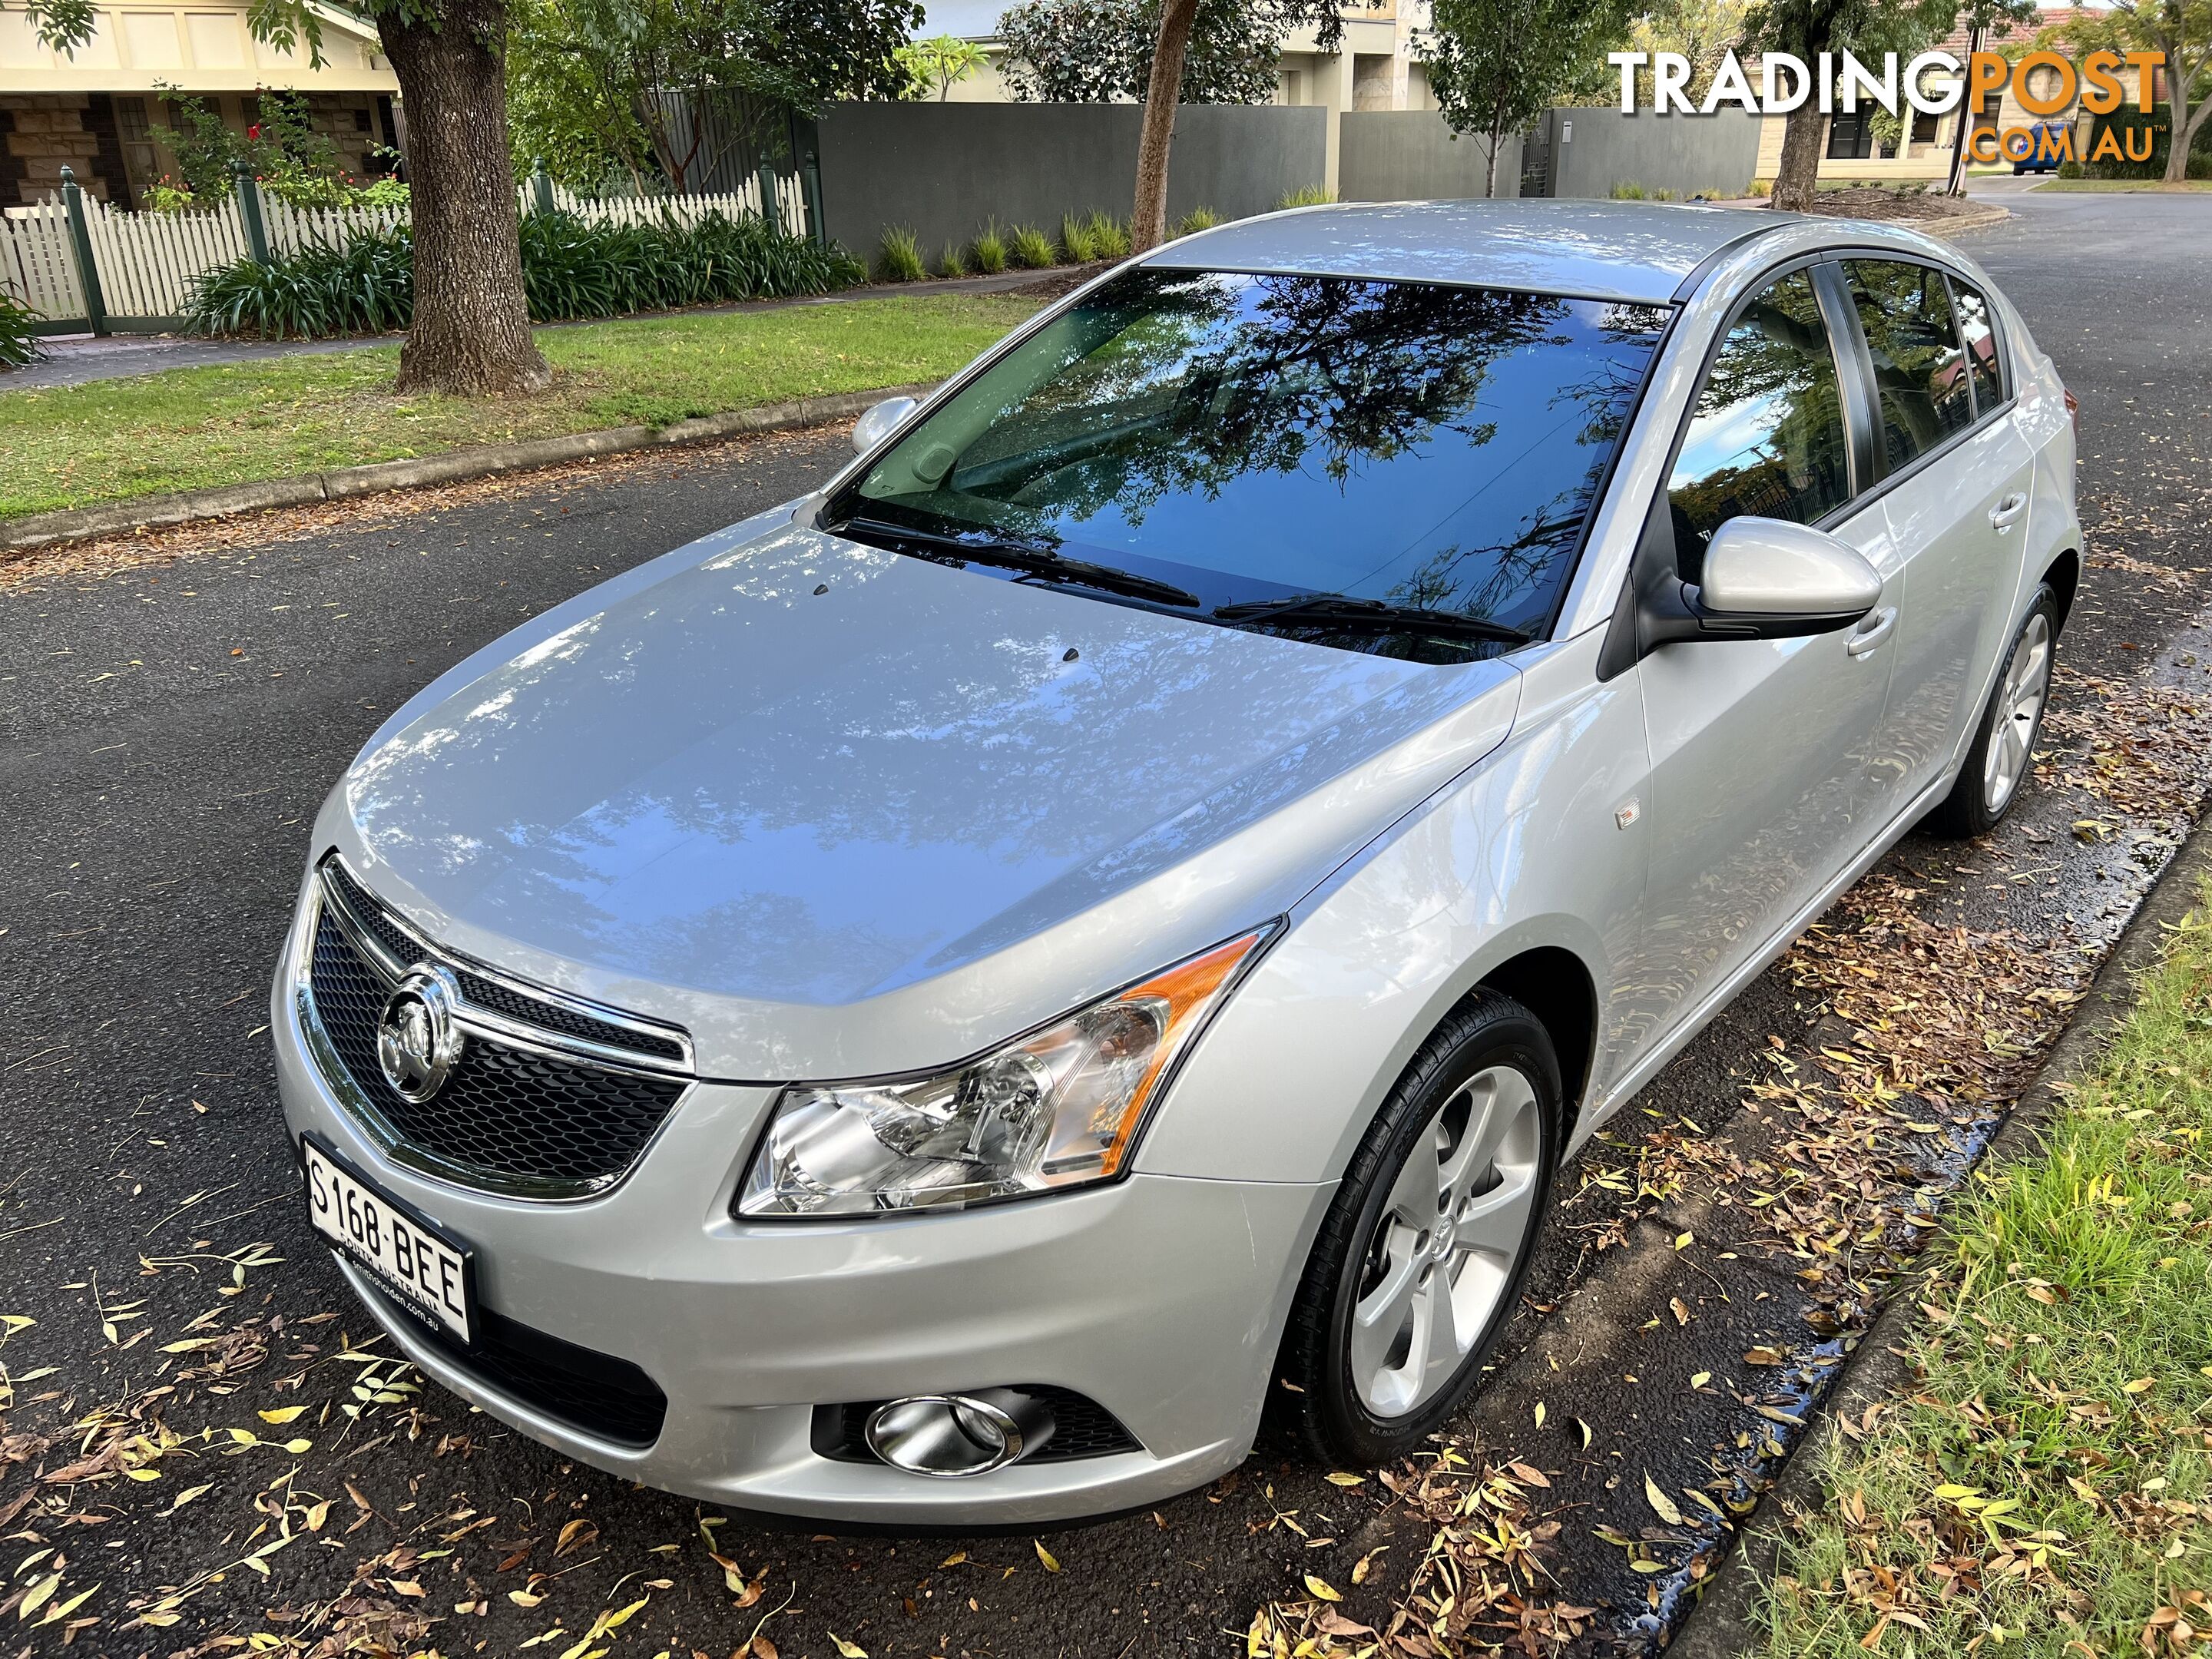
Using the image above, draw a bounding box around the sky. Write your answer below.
[919,0,1002,37]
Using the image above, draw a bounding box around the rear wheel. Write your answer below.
[1273,994,1559,1465]
[1927,585,2058,840]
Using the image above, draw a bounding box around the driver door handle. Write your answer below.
[1988,492,2028,531]
[1846,605,1898,657]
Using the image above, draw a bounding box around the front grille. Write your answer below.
[302,869,690,1196]
[811,1386,1141,1464]
[451,968,687,1064]
[363,1279,667,1447]
[323,860,686,1065]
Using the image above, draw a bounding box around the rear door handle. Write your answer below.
[1988,492,2028,531]
[1846,606,1898,657]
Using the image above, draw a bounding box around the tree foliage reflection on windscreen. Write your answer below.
[849,269,1667,647]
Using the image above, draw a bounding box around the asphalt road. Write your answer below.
[2,188,2207,1659]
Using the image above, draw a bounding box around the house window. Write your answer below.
[1911,108,1940,145]
[1826,110,1876,160]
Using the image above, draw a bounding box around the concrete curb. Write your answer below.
[1919,202,2015,237]
[1667,810,2212,1657]
[0,383,932,554]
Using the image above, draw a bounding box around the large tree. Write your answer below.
[1746,0,2032,210]
[1422,0,1636,198]
[16,0,548,395]
[2048,0,2212,184]
[507,0,915,193]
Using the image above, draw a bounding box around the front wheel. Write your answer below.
[1272,994,1560,1466]
[1927,584,2058,839]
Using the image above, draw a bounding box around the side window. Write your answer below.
[1948,277,2005,415]
[1666,270,1853,578]
[1843,259,1972,469]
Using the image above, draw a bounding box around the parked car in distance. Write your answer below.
[2013,118,2075,174]
[276,200,2078,1525]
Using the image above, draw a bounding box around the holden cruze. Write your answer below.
[274,200,2078,1524]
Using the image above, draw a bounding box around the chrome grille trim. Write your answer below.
[295,855,697,1203]
[315,858,694,1078]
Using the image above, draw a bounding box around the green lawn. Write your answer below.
[1754,879,2212,1656]
[2033,177,2212,192]
[0,293,1038,522]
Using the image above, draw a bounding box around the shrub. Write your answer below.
[971,221,1009,274]
[1172,206,1221,237]
[938,241,969,278]
[2057,158,2085,180]
[1609,180,1648,200]
[185,209,863,339]
[1059,212,1098,263]
[1277,186,1334,209]
[1084,210,1131,260]
[1653,187,1677,201]
[141,176,197,213]
[877,224,926,283]
[1008,223,1056,268]
[1746,178,1773,198]
[186,227,414,338]
[0,290,42,369]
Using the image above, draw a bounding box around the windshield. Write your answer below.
[825,268,1670,663]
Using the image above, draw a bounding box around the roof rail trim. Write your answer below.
[1669,219,1796,304]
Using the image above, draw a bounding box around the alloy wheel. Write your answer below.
[1347,1064,1544,1419]
[1982,611,2052,815]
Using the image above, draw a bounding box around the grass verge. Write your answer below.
[1754,876,2212,1656]
[0,293,1037,522]
[2032,178,2212,193]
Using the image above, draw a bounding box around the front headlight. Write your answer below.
[738,929,1274,1217]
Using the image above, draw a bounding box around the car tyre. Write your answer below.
[1926,583,2059,840]
[1272,992,1561,1467]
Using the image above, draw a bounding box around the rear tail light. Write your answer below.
[2063,388,2079,435]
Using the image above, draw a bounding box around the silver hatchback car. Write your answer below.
[275,201,2077,1525]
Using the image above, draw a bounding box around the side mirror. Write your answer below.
[1597,509,1882,680]
[851,395,918,455]
[1699,517,1883,622]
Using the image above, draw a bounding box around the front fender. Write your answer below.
[1134,629,1651,1184]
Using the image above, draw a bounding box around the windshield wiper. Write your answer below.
[1213,593,1533,646]
[834,516,1201,609]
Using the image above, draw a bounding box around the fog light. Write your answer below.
[863,1389,1056,1478]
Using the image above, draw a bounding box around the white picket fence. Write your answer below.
[0,174,810,330]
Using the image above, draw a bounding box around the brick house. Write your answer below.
[0,0,400,209]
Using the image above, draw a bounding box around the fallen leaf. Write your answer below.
[1303,1574,1341,1602]
[1033,1539,1061,1572]
[556,1518,599,1556]
[1644,1474,1685,1526]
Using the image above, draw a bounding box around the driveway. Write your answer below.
[2,189,2207,1657]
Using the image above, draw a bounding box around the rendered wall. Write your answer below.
[812,102,1329,261]
[1339,111,1521,201]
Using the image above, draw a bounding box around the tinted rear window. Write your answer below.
[832,269,1669,649]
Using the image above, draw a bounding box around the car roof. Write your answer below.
[1145,200,1794,305]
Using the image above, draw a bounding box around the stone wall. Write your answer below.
[0,94,105,208]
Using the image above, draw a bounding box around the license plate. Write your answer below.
[303,1136,475,1343]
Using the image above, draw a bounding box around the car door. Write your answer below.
[1836,258,2038,796]
[1632,265,1903,1032]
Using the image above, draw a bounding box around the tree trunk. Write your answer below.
[2166,70,2208,184]
[379,0,549,396]
[1770,103,1824,211]
[1131,0,1201,252]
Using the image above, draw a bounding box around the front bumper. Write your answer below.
[271,913,1330,1525]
